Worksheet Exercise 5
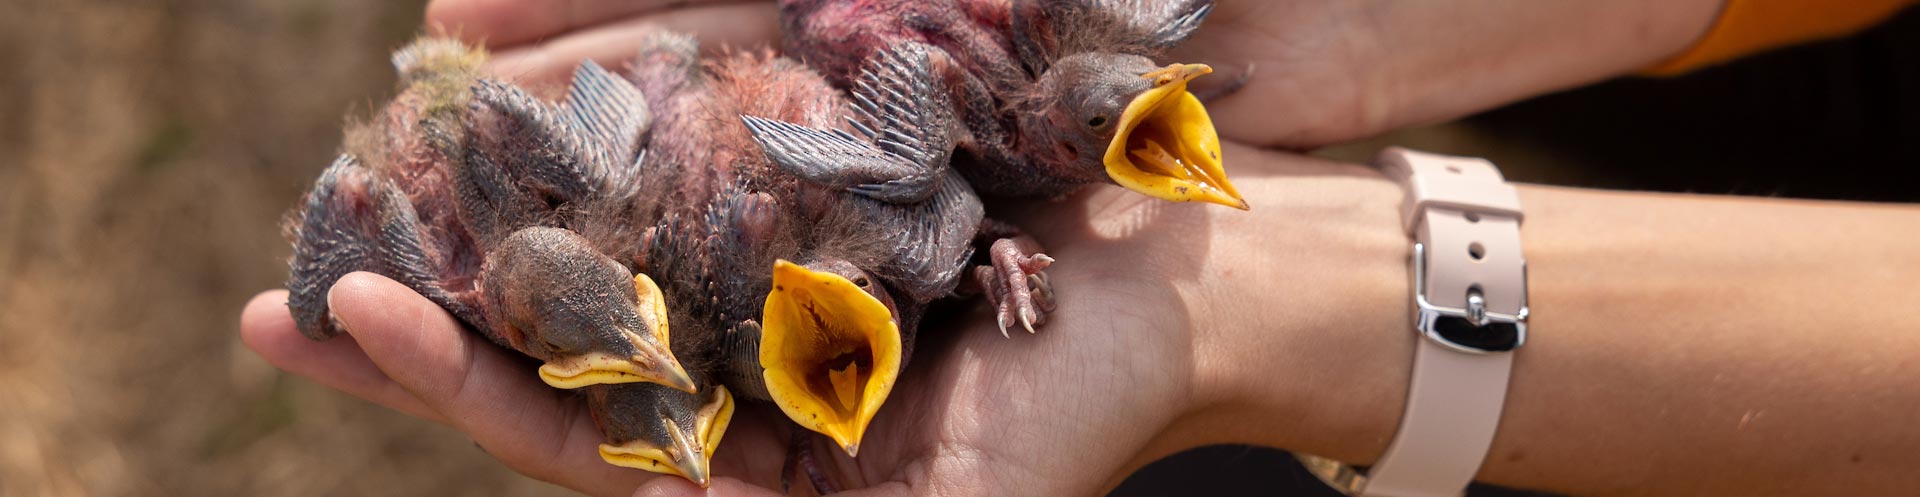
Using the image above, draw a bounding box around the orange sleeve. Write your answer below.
[1645,0,1916,75]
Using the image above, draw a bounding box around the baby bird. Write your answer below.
[584,298,735,487]
[781,0,1247,209]
[283,39,695,393]
[582,33,1051,474]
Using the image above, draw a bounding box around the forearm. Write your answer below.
[1367,0,1722,131]
[1184,159,1920,495]
[1484,185,1920,495]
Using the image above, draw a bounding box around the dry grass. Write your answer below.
[0,1,570,496]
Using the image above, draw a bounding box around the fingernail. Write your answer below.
[326,284,354,335]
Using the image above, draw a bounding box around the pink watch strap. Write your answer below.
[1359,147,1529,497]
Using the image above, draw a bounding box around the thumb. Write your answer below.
[630,477,788,497]
[327,271,654,497]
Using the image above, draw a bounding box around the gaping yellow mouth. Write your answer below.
[537,274,696,392]
[597,385,735,487]
[760,260,901,457]
[1103,63,1248,210]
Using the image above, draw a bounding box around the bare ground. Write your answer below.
[0,1,570,496]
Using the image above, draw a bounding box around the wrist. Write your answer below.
[1178,152,1415,463]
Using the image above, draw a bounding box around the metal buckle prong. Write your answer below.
[1412,243,1528,354]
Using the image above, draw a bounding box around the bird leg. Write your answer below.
[782,430,840,496]
[963,220,1057,336]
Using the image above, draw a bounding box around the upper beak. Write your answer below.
[759,260,902,457]
[538,274,697,392]
[1102,63,1248,210]
[597,385,735,487]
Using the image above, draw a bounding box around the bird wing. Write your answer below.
[559,60,652,198]
[852,169,982,304]
[1012,0,1215,71]
[459,80,600,241]
[740,43,955,204]
[285,154,488,340]
[1106,0,1215,52]
[464,73,660,252]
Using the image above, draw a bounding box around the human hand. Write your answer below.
[425,0,1721,150]
[244,1,1428,495]
[1171,0,1721,148]
[241,141,1415,496]
[422,0,783,94]
[240,271,803,497]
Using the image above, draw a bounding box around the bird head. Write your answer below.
[759,258,901,457]
[484,227,697,393]
[1024,53,1246,209]
[588,382,734,487]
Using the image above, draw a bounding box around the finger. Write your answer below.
[482,2,780,89]
[630,476,787,497]
[425,0,751,49]
[326,272,654,497]
[817,481,914,497]
[239,289,447,423]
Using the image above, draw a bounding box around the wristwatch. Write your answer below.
[1301,147,1529,497]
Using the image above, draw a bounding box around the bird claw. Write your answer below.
[996,310,1014,339]
[974,238,1055,337]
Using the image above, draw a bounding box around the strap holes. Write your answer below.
[1464,212,1480,223]
[1468,242,1486,260]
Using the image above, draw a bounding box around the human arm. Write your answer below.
[420,0,1719,149]
[246,141,1920,497]
[1180,149,1920,496]
[240,1,1920,495]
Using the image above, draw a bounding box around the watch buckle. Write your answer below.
[1413,243,1528,354]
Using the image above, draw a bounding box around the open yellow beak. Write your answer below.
[1103,63,1248,210]
[760,260,901,457]
[538,274,697,392]
[597,385,735,487]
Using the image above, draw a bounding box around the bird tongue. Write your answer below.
[1129,138,1203,182]
[1102,63,1250,210]
[829,360,863,414]
[760,260,901,457]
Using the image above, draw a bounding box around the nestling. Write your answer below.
[781,0,1247,208]
[282,40,695,393]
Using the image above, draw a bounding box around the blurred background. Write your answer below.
[0,2,1912,496]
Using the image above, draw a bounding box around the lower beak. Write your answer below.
[537,274,697,392]
[759,260,901,457]
[538,349,696,392]
[598,385,735,487]
[1103,63,1248,210]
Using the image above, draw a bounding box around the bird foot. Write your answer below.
[971,237,1057,337]
[783,431,840,496]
